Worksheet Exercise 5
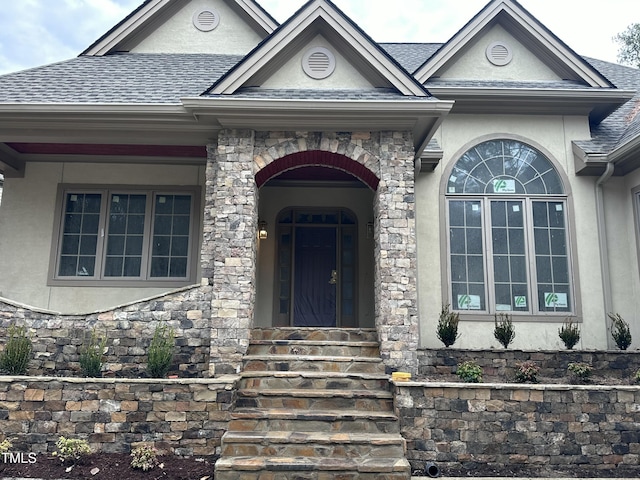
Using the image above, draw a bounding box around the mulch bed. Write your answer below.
[2,453,640,478]
[0,453,217,479]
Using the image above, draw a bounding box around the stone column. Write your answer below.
[204,129,258,376]
[374,131,419,375]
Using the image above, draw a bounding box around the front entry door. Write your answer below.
[293,227,337,327]
[274,209,357,328]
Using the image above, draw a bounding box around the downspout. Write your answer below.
[595,161,615,348]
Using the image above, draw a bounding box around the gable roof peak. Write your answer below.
[413,0,614,89]
[83,0,279,56]
[208,0,429,97]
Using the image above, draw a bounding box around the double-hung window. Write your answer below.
[51,186,200,285]
[446,139,573,315]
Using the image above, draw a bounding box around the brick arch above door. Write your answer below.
[252,132,381,190]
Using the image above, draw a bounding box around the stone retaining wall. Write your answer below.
[418,349,640,382]
[0,286,212,378]
[395,381,640,473]
[0,376,237,455]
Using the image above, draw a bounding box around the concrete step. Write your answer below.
[220,431,406,458]
[251,327,379,343]
[236,387,394,410]
[247,339,380,357]
[243,354,386,374]
[229,408,401,434]
[214,456,411,480]
[240,370,390,391]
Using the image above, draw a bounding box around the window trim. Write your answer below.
[48,184,201,287]
[439,135,582,322]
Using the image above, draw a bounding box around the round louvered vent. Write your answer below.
[302,47,336,79]
[486,41,513,66]
[193,9,220,32]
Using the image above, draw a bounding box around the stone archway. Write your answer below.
[204,129,419,376]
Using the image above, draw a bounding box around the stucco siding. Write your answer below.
[131,0,264,55]
[438,24,562,81]
[416,114,611,350]
[261,34,374,90]
[0,162,205,313]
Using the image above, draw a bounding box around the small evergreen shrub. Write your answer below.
[436,304,460,347]
[493,313,515,348]
[456,360,483,383]
[558,318,581,350]
[130,445,159,471]
[52,437,91,463]
[0,324,32,375]
[635,369,640,384]
[79,328,107,378]
[514,361,540,383]
[608,313,632,350]
[0,438,12,458]
[568,362,593,382]
[147,323,175,378]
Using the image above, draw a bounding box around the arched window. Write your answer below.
[446,139,572,315]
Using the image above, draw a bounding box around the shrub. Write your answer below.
[635,369,640,384]
[456,360,483,383]
[568,362,593,382]
[79,328,107,378]
[493,313,515,348]
[52,437,91,463]
[436,304,460,347]
[147,323,175,378]
[608,313,632,350]
[130,445,159,471]
[0,324,32,375]
[0,438,12,457]
[558,318,580,350]
[514,361,540,383]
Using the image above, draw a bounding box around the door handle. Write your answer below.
[329,270,337,284]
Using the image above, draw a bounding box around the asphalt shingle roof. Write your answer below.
[0,53,242,104]
[0,45,638,157]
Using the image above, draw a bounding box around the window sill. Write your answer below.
[455,313,579,323]
[46,279,196,288]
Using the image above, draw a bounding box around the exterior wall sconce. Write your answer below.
[258,221,268,240]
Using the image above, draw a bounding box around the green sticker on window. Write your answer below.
[514,296,527,308]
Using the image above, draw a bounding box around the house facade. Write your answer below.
[0,0,639,376]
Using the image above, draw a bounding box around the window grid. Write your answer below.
[54,188,196,283]
[445,139,571,316]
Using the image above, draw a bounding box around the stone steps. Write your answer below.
[247,339,380,357]
[221,431,406,458]
[243,355,385,374]
[236,387,394,410]
[228,408,400,434]
[241,370,389,390]
[250,327,379,343]
[214,327,410,480]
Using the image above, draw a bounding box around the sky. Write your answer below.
[0,0,636,76]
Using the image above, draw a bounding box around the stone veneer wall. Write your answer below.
[0,376,237,455]
[395,381,640,472]
[0,286,211,377]
[418,349,640,382]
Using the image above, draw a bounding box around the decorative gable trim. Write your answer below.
[83,0,278,56]
[209,0,429,96]
[414,0,614,89]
